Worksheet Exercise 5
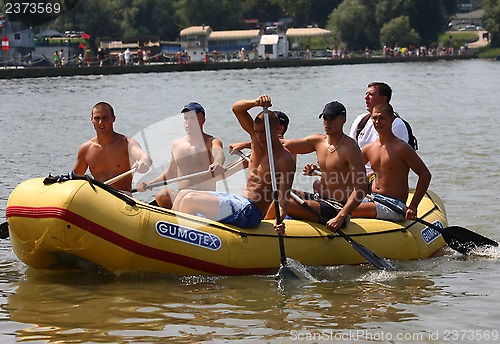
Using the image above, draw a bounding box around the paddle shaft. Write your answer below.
[289,192,395,271]
[104,167,137,185]
[234,150,251,163]
[225,151,250,169]
[133,169,212,192]
[237,119,294,275]
[263,107,289,269]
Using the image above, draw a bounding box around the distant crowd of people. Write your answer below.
[53,47,154,67]
[52,40,476,68]
[379,44,473,58]
[116,48,150,66]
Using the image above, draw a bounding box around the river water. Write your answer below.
[1,60,500,343]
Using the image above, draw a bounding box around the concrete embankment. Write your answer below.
[0,53,477,80]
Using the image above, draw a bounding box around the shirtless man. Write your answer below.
[73,102,152,193]
[352,103,431,221]
[137,102,225,208]
[229,110,290,150]
[172,95,296,233]
[280,101,367,232]
[228,110,293,171]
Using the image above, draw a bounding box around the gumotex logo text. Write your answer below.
[421,221,443,244]
[156,221,221,250]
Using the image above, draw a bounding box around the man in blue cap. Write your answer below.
[137,101,225,208]
[173,94,296,233]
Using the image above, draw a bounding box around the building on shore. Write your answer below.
[0,18,35,66]
[286,27,331,49]
[449,9,485,31]
[1,19,331,67]
[179,26,212,62]
[209,29,261,61]
[179,25,332,62]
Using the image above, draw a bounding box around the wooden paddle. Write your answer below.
[132,169,213,193]
[104,166,137,185]
[289,191,395,271]
[369,194,499,255]
[262,108,298,279]
[132,151,252,194]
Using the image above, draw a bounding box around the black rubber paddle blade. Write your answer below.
[0,222,9,239]
[441,226,499,255]
[276,265,300,280]
[337,230,395,271]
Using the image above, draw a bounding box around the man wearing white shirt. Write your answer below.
[349,82,408,172]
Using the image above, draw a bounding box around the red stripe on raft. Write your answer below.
[6,206,277,276]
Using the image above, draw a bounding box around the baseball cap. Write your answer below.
[319,101,346,119]
[181,102,205,116]
[274,111,289,130]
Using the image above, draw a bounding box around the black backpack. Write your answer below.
[355,112,418,150]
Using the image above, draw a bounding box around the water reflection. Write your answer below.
[5,266,442,342]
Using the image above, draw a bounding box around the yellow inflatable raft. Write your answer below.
[6,176,448,276]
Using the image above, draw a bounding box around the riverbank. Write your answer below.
[0,53,477,79]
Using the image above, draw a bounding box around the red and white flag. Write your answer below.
[1,37,9,51]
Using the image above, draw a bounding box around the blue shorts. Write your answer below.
[362,193,407,221]
[209,192,263,228]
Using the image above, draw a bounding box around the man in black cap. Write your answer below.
[274,111,290,137]
[137,101,225,208]
[277,101,368,232]
[228,110,290,154]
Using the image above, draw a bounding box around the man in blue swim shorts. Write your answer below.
[173,95,296,233]
[208,192,262,228]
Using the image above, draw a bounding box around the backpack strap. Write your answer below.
[355,113,372,141]
[357,111,418,150]
[395,112,418,150]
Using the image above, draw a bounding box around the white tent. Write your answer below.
[260,35,279,45]
[36,29,63,38]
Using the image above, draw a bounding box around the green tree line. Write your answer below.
[482,0,500,46]
[3,0,499,49]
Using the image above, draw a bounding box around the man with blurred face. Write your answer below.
[137,102,225,208]
[173,95,296,234]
